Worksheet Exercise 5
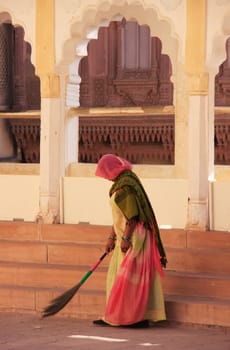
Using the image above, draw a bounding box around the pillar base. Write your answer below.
[36,210,59,224]
[186,199,209,231]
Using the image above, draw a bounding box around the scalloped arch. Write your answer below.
[0,11,32,45]
[208,13,230,73]
[65,0,180,108]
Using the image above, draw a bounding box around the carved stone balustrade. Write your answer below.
[79,115,174,164]
[0,112,229,165]
[215,112,230,165]
[8,118,40,163]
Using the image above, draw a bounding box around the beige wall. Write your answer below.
[0,174,228,231]
[212,181,230,231]
[62,177,188,228]
[0,175,39,221]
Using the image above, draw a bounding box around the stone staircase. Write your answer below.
[0,221,229,327]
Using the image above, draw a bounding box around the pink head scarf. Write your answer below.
[95,154,132,180]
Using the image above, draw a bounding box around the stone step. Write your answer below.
[0,221,40,241]
[165,295,230,328]
[0,284,105,320]
[0,261,229,301]
[166,247,230,275]
[0,221,229,250]
[0,239,107,266]
[44,291,229,326]
[0,262,107,291]
[161,228,230,250]
[0,221,229,328]
[0,285,229,328]
[0,222,109,243]
[0,238,229,275]
[163,271,230,300]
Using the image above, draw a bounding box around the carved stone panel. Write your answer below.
[8,119,40,163]
[215,113,230,165]
[79,115,174,164]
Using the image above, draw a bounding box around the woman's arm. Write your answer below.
[105,226,116,253]
[121,218,137,253]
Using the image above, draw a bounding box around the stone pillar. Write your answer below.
[35,0,61,223]
[185,0,209,230]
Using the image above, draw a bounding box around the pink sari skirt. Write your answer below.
[104,222,165,326]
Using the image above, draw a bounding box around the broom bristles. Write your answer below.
[42,252,107,318]
[42,282,81,318]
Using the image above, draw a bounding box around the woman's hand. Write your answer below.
[105,229,116,253]
[105,239,115,253]
[120,238,131,253]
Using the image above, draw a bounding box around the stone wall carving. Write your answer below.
[8,119,40,163]
[215,113,230,165]
[4,111,230,166]
[79,115,174,164]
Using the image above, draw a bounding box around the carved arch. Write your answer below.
[0,13,40,111]
[215,37,230,106]
[77,19,174,164]
[215,36,230,165]
[0,12,40,163]
[65,1,179,108]
[78,19,173,107]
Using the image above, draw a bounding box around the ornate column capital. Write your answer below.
[36,0,60,98]
[187,72,209,96]
[185,0,207,96]
[40,74,60,98]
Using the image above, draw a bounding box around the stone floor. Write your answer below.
[0,312,229,350]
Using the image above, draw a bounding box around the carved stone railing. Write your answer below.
[8,117,40,163]
[79,115,175,164]
[1,112,230,165]
[215,112,230,165]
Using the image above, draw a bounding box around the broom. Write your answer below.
[42,251,107,318]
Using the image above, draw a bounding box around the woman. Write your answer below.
[94,153,167,328]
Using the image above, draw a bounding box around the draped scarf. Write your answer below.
[110,170,167,267]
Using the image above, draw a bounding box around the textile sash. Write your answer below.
[109,170,167,266]
[104,222,163,325]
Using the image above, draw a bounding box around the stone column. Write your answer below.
[185,0,209,230]
[35,0,61,223]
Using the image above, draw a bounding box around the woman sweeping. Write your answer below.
[94,153,167,328]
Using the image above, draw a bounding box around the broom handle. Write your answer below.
[80,252,107,285]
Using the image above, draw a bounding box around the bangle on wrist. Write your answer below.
[122,235,131,242]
